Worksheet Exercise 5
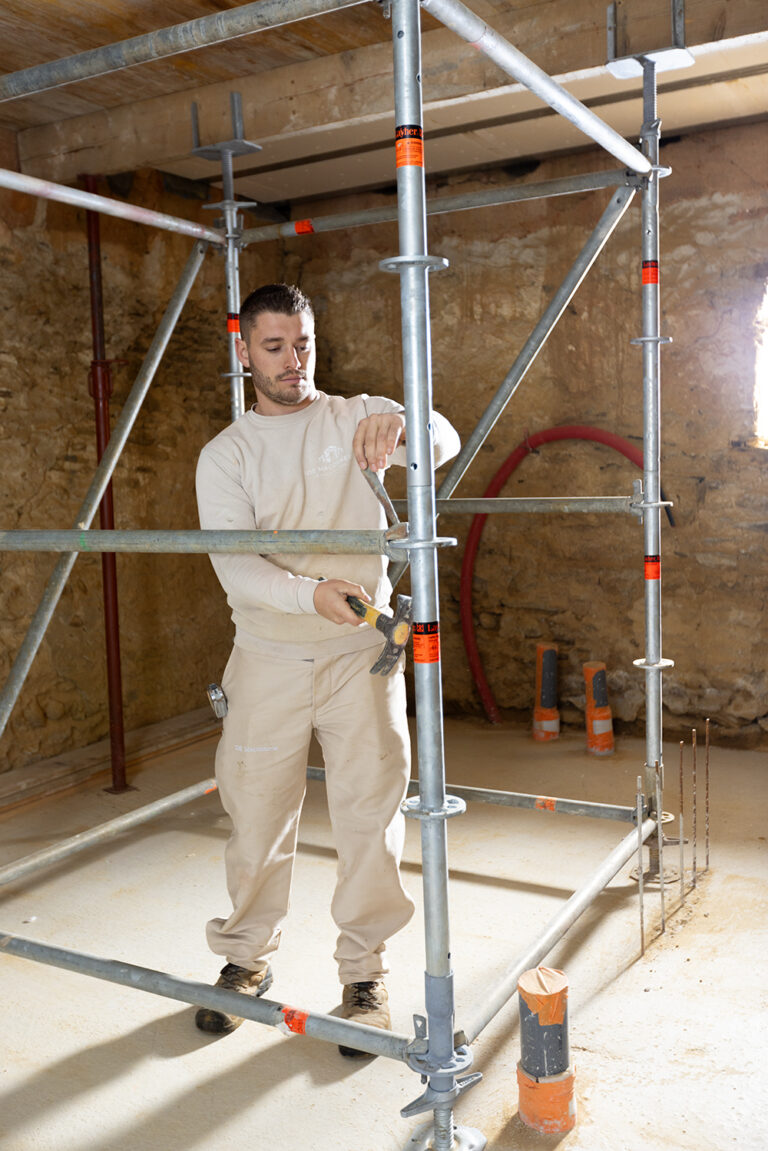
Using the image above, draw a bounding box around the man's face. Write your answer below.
[236,309,317,415]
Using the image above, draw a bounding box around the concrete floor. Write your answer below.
[0,717,765,1151]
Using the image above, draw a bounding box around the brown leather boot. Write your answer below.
[195,963,273,1034]
[338,980,390,1058]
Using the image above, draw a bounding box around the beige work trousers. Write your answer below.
[206,643,415,985]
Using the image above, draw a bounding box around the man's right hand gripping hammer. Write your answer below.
[346,594,413,676]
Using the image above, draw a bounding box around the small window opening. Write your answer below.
[755,282,768,447]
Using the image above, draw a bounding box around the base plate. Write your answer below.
[630,865,681,886]
[404,1122,487,1150]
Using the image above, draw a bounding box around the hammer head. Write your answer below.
[370,594,413,676]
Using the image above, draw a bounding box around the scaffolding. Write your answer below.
[0,2,676,1147]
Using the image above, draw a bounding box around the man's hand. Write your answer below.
[314,579,370,625]
[352,412,406,471]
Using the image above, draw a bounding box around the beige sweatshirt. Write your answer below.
[196,391,460,658]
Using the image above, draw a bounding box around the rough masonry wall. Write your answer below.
[288,121,767,747]
[0,170,281,771]
[0,121,765,775]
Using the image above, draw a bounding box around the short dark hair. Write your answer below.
[239,283,314,340]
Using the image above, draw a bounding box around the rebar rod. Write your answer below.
[84,174,128,794]
[0,529,400,557]
[0,933,410,1061]
[637,778,645,955]
[679,740,685,901]
[655,764,665,933]
[240,169,634,246]
[436,186,635,501]
[0,168,223,245]
[705,717,710,871]
[0,242,207,743]
[0,779,217,887]
[420,0,651,174]
[463,818,656,1044]
[394,496,636,515]
[692,726,698,888]
[0,0,367,102]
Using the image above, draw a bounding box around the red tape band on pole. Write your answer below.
[294,219,315,235]
[227,313,240,334]
[642,260,659,284]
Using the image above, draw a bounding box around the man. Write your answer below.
[195,283,459,1055]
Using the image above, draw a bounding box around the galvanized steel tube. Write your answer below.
[0,529,399,557]
[0,242,207,742]
[639,61,664,806]
[437,186,636,500]
[391,3,460,1132]
[395,496,636,515]
[420,0,651,174]
[463,818,656,1044]
[221,150,246,421]
[0,0,367,102]
[240,170,633,246]
[439,784,635,823]
[0,168,223,245]
[0,779,218,888]
[0,933,410,1061]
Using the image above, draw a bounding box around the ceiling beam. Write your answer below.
[16,0,768,187]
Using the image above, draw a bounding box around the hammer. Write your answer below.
[347,593,413,676]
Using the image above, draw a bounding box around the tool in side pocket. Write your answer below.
[347,594,413,676]
[206,682,228,718]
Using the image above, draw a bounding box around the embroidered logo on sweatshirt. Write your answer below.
[305,444,349,477]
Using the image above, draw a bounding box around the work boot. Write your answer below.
[195,962,273,1034]
[338,980,390,1059]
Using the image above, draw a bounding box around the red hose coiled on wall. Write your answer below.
[460,425,646,724]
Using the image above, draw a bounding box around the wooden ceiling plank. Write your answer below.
[14,0,768,185]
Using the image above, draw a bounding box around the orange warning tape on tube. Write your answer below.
[280,1006,308,1034]
[517,1065,576,1134]
[518,966,568,1025]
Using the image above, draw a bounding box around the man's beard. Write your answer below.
[251,366,313,407]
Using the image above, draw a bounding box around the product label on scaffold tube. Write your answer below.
[395,125,424,168]
[226,313,240,334]
[644,554,661,580]
[413,621,440,663]
[294,219,315,234]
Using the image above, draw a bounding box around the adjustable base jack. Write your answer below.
[404,1121,487,1150]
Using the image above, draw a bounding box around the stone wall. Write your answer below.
[1,119,765,773]
[287,121,767,747]
[0,169,282,771]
